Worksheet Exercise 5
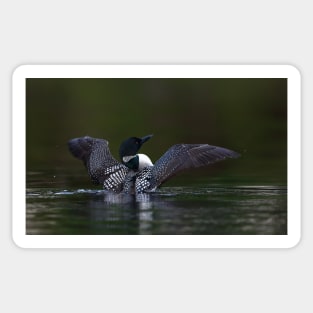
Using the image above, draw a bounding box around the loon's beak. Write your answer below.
[140,134,153,144]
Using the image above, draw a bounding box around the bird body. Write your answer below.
[68,135,240,194]
[136,154,154,170]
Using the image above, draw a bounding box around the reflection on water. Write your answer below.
[26,173,287,235]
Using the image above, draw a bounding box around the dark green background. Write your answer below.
[26,78,287,187]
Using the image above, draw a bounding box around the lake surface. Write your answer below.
[26,170,287,235]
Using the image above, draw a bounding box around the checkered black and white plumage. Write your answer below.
[68,136,129,193]
[148,143,240,190]
[68,136,240,194]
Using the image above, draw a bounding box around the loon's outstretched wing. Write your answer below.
[68,136,129,192]
[150,144,240,189]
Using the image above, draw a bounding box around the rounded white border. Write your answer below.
[12,65,301,248]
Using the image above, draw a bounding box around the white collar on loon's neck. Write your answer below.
[122,154,153,171]
[123,155,136,163]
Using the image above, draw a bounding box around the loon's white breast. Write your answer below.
[137,153,153,170]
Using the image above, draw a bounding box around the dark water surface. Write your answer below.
[26,170,287,235]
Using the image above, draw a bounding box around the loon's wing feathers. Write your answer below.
[68,136,129,191]
[150,144,240,188]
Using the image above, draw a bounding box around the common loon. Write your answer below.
[68,135,240,194]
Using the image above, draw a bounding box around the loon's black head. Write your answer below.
[119,134,153,169]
